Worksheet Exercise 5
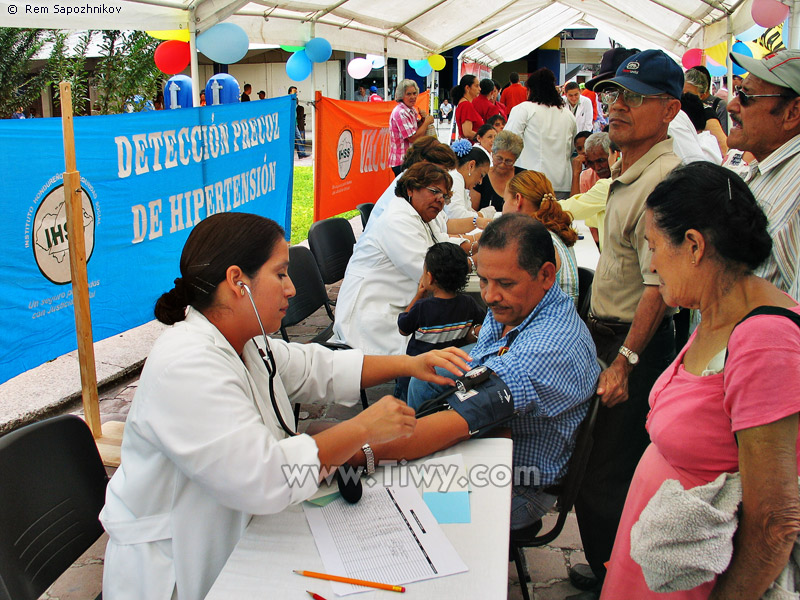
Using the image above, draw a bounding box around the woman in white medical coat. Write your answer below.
[100,212,470,600]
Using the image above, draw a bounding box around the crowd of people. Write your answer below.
[99,44,800,600]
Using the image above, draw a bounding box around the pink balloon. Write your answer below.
[751,0,789,28]
[681,48,703,69]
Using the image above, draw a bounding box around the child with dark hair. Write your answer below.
[396,243,486,398]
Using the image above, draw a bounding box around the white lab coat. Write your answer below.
[566,94,594,133]
[333,196,449,355]
[505,101,577,193]
[100,308,363,600]
[444,169,479,220]
[668,110,707,165]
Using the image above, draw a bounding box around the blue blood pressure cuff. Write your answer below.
[415,366,515,437]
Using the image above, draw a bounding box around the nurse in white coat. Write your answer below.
[100,212,470,600]
[444,140,493,221]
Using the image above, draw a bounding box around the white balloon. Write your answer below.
[367,54,385,69]
[347,58,373,79]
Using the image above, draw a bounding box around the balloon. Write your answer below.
[147,29,190,42]
[305,37,332,63]
[204,73,240,105]
[367,54,385,69]
[197,22,250,65]
[428,54,446,71]
[732,40,754,58]
[347,58,373,79]
[736,23,767,41]
[704,58,727,77]
[414,62,432,77]
[164,75,193,109]
[281,45,305,52]
[286,50,313,81]
[681,48,703,69]
[154,40,190,75]
[751,0,789,28]
[408,59,427,69]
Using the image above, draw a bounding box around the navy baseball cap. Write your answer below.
[594,49,684,99]
[370,85,378,92]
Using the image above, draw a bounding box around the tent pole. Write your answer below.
[383,37,389,100]
[189,7,201,107]
[311,22,317,194]
[727,14,734,126]
[791,0,800,49]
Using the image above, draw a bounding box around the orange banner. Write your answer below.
[313,90,431,221]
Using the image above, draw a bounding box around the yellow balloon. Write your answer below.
[147,30,191,43]
[428,54,446,71]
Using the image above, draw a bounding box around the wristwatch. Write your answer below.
[361,443,375,476]
[618,345,640,366]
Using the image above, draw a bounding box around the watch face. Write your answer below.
[629,353,639,364]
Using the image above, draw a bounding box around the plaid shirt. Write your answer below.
[389,102,418,167]
[470,285,600,486]
[747,134,800,302]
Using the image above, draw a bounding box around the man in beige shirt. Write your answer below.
[569,49,683,600]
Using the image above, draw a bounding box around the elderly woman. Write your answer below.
[503,171,579,304]
[333,163,455,355]
[388,79,434,176]
[600,162,800,599]
[452,74,483,141]
[505,68,577,198]
[471,129,524,213]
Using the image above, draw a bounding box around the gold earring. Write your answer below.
[240,287,246,296]
[691,258,696,265]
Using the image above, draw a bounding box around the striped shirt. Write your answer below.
[551,231,579,306]
[747,134,800,301]
[471,285,600,486]
[389,103,418,168]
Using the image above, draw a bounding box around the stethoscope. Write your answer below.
[238,281,298,437]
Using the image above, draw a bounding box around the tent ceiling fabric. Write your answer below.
[2,0,755,62]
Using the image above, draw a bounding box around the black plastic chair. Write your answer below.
[282,246,369,410]
[307,217,356,286]
[510,392,602,600]
[0,415,108,600]
[577,267,594,322]
[356,202,374,229]
[281,245,336,344]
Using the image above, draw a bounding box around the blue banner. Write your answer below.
[0,96,294,383]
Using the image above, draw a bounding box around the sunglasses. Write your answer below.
[599,87,668,108]
[733,85,791,107]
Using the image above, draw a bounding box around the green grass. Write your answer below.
[291,166,359,244]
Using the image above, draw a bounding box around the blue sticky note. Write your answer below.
[423,491,471,523]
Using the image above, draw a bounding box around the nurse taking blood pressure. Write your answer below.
[100,212,471,600]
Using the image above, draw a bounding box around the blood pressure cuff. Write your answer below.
[415,367,515,437]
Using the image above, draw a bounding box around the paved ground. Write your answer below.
[8,140,588,599]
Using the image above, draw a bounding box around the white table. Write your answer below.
[205,438,513,599]
[464,219,599,297]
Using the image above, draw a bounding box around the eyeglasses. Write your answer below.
[599,87,667,108]
[493,155,516,166]
[733,85,789,107]
[425,187,452,201]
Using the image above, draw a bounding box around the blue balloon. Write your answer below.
[706,63,727,77]
[414,62,432,77]
[305,37,332,63]
[732,41,753,58]
[197,22,249,65]
[736,23,766,41]
[204,73,240,106]
[286,50,313,81]
[164,75,193,109]
[408,59,427,69]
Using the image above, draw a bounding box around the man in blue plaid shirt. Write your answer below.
[364,214,599,529]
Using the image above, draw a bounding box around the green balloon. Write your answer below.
[281,45,306,52]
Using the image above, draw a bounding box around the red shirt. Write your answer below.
[455,101,484,140]
[471,94,501,122]
[501,83,528,112]
[581,89,598,121]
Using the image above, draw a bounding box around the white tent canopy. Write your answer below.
[1,0,782,61]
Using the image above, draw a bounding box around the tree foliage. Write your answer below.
[47,30,92,116]
[93,31,163,115]
[0,28,51,118]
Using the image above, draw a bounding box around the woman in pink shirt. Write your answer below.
[601,162,800,600]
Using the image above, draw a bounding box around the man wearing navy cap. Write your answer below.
[727,49,800,302]
[569,49,683,599]
[368,85,383,102]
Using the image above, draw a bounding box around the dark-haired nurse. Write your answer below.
[99,212,471,600]
[601,162,800,599]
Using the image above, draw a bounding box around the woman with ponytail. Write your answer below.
[100,212,471,600]
[445,139,493,220]
[503,170,579,304]
[452,74,483,141]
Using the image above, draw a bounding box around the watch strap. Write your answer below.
[361,443,375,476]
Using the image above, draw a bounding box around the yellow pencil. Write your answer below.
[293,569,406,593]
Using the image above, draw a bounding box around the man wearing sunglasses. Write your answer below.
[568,49,684,600]
[728,50,800,303]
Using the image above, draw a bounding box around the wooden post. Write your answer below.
[59,82,102,438]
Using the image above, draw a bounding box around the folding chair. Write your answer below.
[307,217,356,286]
[577,267,594,322]
[356,203,374,229]
[0,415,108,600]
